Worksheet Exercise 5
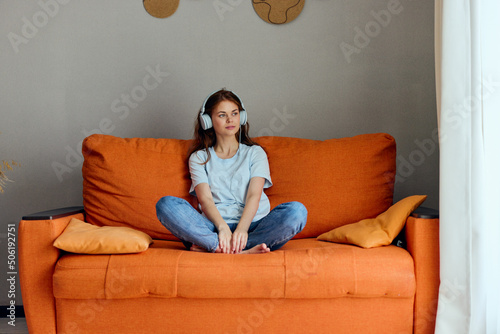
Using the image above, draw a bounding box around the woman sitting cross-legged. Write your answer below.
[156,89,307,254]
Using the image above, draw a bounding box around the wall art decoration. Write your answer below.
[144,0,179,19]
[252,0,305,25]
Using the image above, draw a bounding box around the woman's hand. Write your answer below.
[230,177,265,253]
[194,183,234,254]
[218,227,233,254]
[231,228,248,254]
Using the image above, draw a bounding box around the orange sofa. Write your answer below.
[19,133,439,334]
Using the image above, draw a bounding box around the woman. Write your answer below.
[156,89,307,254]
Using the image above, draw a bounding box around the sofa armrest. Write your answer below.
[19,206,85,334]
[405,208,439,334]
[22,206,85,220]
[411,206,439,219]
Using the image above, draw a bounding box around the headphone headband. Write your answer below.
[199,89,247,130]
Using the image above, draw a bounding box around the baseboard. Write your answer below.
[1,305,25,318]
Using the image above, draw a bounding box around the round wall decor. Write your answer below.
[252,0,305,25]
[144,0,179,19]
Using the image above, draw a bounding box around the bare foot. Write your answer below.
[190,244,270,254]
[241,243,271,254]
[190,244,208,252]
[190,244,225,253]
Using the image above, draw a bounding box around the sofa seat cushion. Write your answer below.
[53,239,415,300]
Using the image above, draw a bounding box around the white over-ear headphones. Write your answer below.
[199,90,248,130]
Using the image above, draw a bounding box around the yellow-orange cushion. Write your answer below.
[53,218,153,254]
[317,195,427,248]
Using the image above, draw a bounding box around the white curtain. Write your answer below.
[435,0,500,333]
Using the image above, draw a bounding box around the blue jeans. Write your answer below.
[156,196,307,252]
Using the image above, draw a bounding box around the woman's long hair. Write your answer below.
[188,89,258,164]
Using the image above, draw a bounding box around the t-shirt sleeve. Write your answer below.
[250,146,273,188]
[188,150,209,196]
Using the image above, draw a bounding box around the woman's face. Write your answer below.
[211,100,241,138]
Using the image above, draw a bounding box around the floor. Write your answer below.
[0,318,28,334]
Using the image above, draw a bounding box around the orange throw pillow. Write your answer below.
[317,195,427,248]
[53,218,153,254]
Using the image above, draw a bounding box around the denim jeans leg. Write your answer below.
[246,201,307,251]
[156,196,219,252]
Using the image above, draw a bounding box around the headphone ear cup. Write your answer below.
[200,113,213,130]
[239,110,247,126]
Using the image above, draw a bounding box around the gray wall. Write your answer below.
[0,0,437,306]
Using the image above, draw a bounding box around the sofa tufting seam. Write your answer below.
[282,251,287,298]
[173,250,182,298]
[351,248,357,296]
[176,264,283,268]
[103,255,112,299]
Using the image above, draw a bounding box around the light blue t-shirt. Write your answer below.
[189,144,273,225]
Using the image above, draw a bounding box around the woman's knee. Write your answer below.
[282,201,308,231]
[285,201,307,218]
[156,196,184,217]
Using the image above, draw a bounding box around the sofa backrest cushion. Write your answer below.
[82,135,195,240]
[82,133,395,240]
[254,134,395,238]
